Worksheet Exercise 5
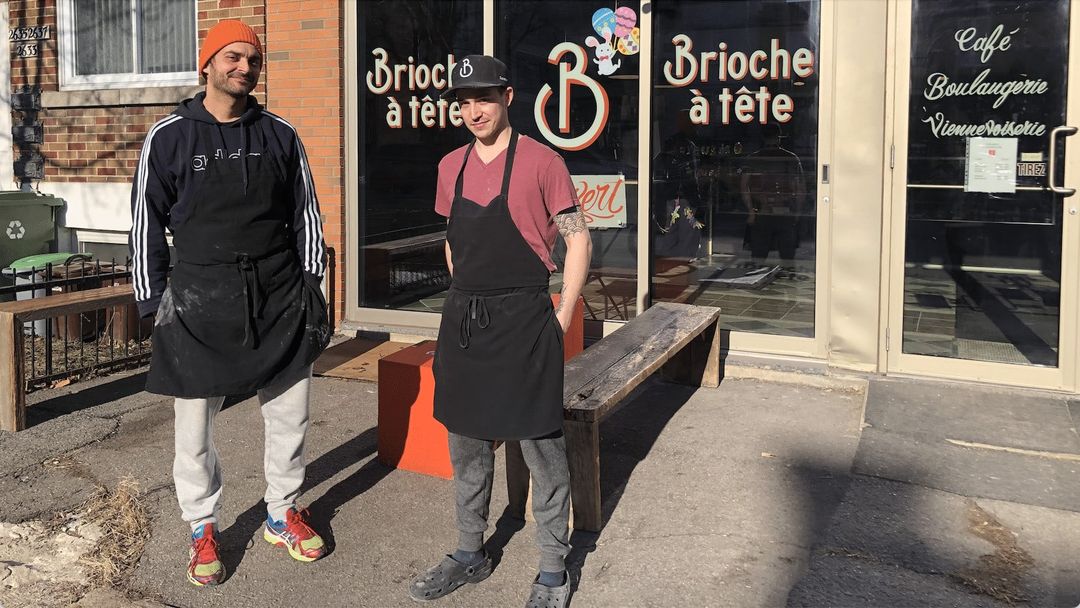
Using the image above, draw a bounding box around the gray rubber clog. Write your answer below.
[525,574,571,608]
[408,554,493,602]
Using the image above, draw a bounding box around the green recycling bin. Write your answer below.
[1,252,87,332]
[0,191,65,273]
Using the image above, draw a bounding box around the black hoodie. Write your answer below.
[129,92,326,318]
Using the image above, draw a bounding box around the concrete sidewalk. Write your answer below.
[0,363,1077,607]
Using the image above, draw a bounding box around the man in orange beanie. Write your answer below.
[130,19,331,587]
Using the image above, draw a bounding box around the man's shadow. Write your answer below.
[218,425,388,576]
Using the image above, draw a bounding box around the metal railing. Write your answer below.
[0,257,152,392]
[1,247,337,394]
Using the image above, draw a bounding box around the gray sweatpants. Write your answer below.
[173,365,312,531]
[449,431,571,573]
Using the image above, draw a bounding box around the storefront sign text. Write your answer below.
[365,49,464,129]
[573,174,626,228]
[919,24,1049,139]
[924,69,1048,110]
[1016,162,1046,177]
[662,34,816,126]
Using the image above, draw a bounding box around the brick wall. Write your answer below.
[197,0,266,101]
[8,0,266,183]
[38,106,164,183]
[264,1,345,325]
[7,0,346,324]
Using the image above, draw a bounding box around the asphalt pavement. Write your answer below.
[0,361,1077,607]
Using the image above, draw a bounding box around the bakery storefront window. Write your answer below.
[497,1,641,320]
[651,0,820,337]
[358,0,482,310]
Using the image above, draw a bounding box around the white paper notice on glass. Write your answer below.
[965,137,1018,193]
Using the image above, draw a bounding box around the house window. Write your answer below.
[57,0,197,90]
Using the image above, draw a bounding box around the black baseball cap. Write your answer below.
[441,55,510,100]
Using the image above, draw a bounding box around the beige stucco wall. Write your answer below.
[824,0,890,372]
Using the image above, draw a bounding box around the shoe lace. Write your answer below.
[285,507,317,539]
[192,535,219,563]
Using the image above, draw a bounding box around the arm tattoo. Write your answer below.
[554,209,588,238]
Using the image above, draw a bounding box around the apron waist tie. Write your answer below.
[458,294,491,349]
[237,254,266,348]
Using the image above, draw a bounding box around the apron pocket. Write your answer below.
[550,310,564,346]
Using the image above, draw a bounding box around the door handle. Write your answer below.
[1049,125,1077,196]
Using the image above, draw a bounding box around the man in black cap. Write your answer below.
[407,54,591,608]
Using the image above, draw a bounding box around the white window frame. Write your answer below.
[56,0,198,90]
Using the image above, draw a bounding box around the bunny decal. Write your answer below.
[585,34,621,76]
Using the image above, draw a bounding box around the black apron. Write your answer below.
[433,132,565,441]
[146,134,330,398]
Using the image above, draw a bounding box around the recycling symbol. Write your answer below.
[7,220,25,240]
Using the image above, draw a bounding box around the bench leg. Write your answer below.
[564,419,601,532]
[661,318,721,388]
[505,440,531,520]
[0,312,25,432]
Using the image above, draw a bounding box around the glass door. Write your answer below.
[887,0,1080,388]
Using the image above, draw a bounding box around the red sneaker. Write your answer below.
[187,523,225,586]
[263,506,326,562]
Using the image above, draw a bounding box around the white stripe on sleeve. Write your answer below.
[131,114,182,301]
[266,112,325,276]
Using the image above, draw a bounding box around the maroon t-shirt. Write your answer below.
[435,134,579,271]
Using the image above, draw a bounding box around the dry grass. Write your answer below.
[78,477,151,588]
[951,501,1034,605]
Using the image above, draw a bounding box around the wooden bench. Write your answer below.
[506,302,721,532]
[0,284,136,432]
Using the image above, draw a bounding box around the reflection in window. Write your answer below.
[651,0,820,338]
[498,1,641,320]
[357,0,482,310]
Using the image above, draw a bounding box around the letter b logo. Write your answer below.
[534,43,609,151]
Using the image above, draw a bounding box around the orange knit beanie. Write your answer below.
[199,20,263,72]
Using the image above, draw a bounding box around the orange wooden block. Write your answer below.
[376,295,584,479]
[552,294,585,360]
[376,340,452,479]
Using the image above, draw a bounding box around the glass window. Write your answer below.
[497,0,641,321]
[651,0,821,338]
[358,0,482,310]
[902,0,1069,366]
[59,0,197,89]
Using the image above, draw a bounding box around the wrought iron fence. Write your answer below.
[0,256,152,392]
[1,248,336,393]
